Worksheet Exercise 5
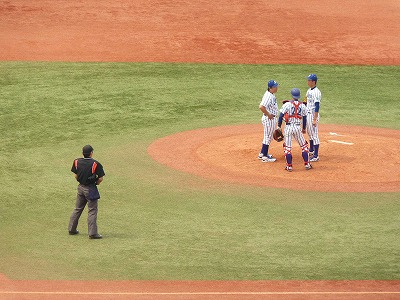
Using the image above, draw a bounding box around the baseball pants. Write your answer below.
[306,113,320,145]
[284,124,308,150]
[261,116,277,145]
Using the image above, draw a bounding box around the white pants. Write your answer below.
[284,124,308,152]
[261,116,277,145]
[306,113,320,145]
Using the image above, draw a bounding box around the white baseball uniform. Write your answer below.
[280,100,308,151]
[306,86,322,145]
[260,90,278,145]
[279,100,309,168]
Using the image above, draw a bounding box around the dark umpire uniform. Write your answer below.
[68,145,105,239]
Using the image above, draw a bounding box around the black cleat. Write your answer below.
[89,234,103,239]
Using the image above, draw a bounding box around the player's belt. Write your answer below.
[286,123,301,125]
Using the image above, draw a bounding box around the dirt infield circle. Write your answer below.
[148,124,400,192]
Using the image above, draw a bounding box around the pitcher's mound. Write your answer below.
[148,124,400,192]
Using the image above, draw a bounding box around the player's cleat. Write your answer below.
[305,163,312,170]
[257,153,264,160]
[310,156,319,162]
[285,165,293,172]
[89,234,103,239]
[262,154,276,162]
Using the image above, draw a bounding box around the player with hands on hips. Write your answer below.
[278,88,312,172]
[305,74,322,162]
[258,80,279,162]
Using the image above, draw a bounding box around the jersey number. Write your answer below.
[290,105,302,119]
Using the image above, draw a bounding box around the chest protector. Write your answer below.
[284,101,302,123]
[290,101,302,119]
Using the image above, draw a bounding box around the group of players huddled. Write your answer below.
[258,74,321,172]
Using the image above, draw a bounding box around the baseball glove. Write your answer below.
[273,128,284,142]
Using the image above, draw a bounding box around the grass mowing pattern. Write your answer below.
[0,62,399,280]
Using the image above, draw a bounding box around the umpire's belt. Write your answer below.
[79,183,96,187]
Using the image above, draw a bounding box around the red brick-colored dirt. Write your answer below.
[148,124,400,192]
[1,274,400,300]
[1,0,399,65]
[1,0,399,299]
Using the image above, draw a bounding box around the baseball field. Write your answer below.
[1,0,400,299]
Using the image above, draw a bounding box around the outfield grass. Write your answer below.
[0,62,399,280]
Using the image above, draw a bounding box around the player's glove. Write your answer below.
[273,127,284,142]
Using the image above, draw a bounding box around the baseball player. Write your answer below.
[278,88,312,172]
[305,74,322,162]
[258,80,279,162]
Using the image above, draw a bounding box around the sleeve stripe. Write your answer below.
[92,162,98,174]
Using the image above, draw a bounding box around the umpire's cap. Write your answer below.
[82,145,94,156]
[267,80,279,88]
[291,88,301,99]
[307,73,318,81]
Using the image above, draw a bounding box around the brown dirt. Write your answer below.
[148,124,400,192]
[0,0,399,65]
[1,274,400,300]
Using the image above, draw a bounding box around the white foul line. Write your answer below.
[328,140,354,145]
[1,291,399,295]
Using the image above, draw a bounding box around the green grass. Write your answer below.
[0,62,399,280]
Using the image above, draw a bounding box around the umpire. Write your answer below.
[68,145,105,239]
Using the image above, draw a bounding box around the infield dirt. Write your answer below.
[1,0,399,65]
[148,124,400,192]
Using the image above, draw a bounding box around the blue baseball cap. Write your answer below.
[267,80,279,88]
[291,88,301,99]
[307,74,318,81]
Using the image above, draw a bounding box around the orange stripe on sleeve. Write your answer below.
[92,162,98,174]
